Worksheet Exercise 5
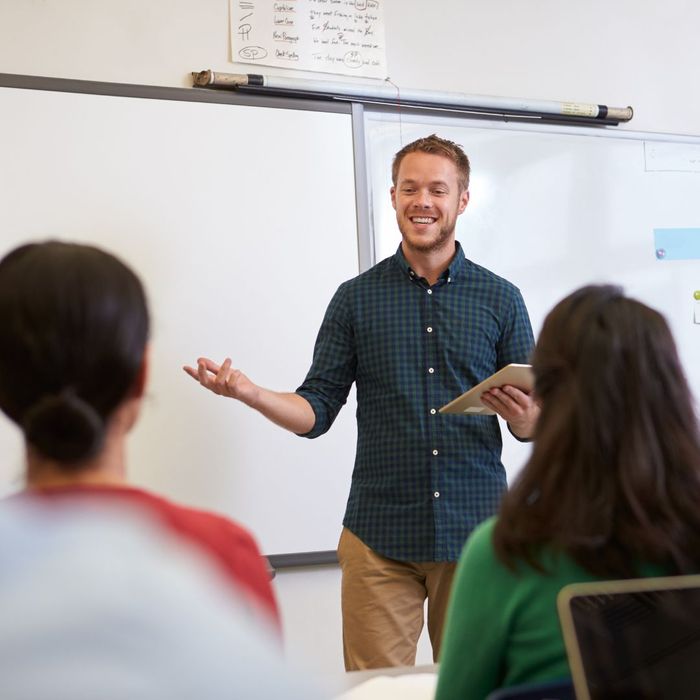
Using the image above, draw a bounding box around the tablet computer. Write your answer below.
[438,363,534,415]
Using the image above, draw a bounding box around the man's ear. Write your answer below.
[390,186,397,211]
[458,189,470,215]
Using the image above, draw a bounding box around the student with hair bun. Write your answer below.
[0,241,279,627]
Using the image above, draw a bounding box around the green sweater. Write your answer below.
[435,517,666,700]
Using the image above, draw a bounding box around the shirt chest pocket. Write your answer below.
[354,306,424,382]
[438,305,502,382]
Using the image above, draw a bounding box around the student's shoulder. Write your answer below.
[127,488,260,550]
[174,503,258,548]
[457,517,527,595]
[463,516,499,558]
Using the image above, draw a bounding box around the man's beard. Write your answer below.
[398,220,455,254]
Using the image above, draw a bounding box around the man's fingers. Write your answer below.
[215,357,232,382]
[186,356,241,398]
[197,360,214,389]
[210,357,231,395]
[480,393,502,412]
[481,385,538,438]
[482,387,522,420]
[501,385,530,407]
[198,357,222,373]
[482,388,509,407]
[494,388,518,411]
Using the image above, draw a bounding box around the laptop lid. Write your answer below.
[557,575,700,700]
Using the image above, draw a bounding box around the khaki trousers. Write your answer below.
[337,527,457,671]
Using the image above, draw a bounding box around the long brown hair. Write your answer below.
[494,285,700,577]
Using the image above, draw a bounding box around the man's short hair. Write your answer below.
[392,134,471,191]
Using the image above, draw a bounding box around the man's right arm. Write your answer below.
[182,357,315,435]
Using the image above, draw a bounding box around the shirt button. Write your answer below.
[427,326,433,333]
[432,449,439,456]
[430,408,436,415]
[447,277,452,283]
[427,289,433,295]
[434,491,440,498]
[428,367,434,374]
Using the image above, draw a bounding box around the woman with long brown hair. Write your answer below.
[436,285,700,699]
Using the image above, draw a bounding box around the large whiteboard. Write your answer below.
[0,83,359,556]
[365,111,700,483]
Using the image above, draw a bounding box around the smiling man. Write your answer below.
[391,146,469,261]
[185,134,537,670]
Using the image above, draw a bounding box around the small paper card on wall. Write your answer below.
[654,228,700,261]
[230,0,388,79]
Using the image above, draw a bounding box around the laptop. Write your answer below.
[557,575,700,700]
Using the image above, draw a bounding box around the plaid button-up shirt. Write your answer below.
[297,243,534,561]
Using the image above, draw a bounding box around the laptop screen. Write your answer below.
[558,576,700,700]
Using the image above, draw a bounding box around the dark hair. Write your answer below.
[494,285,700,577]
[392,134,471,191]
[0,241,149,466]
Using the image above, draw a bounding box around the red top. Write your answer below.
[22,484,280,628]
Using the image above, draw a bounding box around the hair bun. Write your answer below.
[22,389,104,463]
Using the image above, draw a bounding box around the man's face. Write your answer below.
[390,151,469,255]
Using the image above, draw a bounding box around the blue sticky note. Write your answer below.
[654,228,700,261]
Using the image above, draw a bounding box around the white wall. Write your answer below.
[382,0,700,137]
[1,0,698,676]
[1,0,698,135]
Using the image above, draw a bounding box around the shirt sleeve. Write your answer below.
[496,287,535,369]
[435,519,510,700]
[507,422,534,443]
[498,289,535,442]
[295,282,357,439]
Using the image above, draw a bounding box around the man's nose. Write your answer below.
[414,190,431,207]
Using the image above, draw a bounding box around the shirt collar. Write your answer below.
[393,241,468,283]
